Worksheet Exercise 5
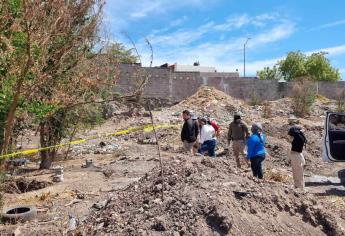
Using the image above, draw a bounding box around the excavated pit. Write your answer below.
[2,178,52,194]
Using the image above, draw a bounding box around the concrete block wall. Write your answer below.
[116,64,345,102]
[317,81,345,99]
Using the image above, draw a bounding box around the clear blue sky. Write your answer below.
[104,0,345,78]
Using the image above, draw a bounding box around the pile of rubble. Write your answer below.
[71,142,121,156]
[75,156,345,236]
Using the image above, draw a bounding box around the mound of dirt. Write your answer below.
[169,86,249,125]
[75,157,345,236]
[2,178,52,194]
[177,86,245,109]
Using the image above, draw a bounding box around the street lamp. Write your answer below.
[243,37,251,78]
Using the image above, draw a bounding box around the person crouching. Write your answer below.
[198,118,217,157]
[246,123,266,179]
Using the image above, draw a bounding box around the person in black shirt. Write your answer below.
[181,110,199,154]
[288,126,307,189]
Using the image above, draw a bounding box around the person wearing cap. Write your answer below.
[181,110,199,154]
[246,123,266,179]
[198,117,217,157]
[227,113,250,168]
[288,126,307,189]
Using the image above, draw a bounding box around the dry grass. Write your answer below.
[328,196,345,210]
[265,169,290,183]
[38,192,52,201]
[250,92,262,106]
[336,96,345,112]
[262,101,272,118]
[316,94,331,104]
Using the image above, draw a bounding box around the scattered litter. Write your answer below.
[52,166,64,183]
[67,214,78,231]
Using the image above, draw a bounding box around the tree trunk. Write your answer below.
[39,149,53,170]
[1,85,21,155]
[3,18,32,155]
[39,122,56,169]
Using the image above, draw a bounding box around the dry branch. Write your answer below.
[147,102,164,201]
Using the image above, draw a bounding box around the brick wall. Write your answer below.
[117,64,345,102]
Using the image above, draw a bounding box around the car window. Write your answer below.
[323,112,345,162]
[329,114,345,130]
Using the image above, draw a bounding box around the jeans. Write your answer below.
[250,155,265,179]
[198,139,216,157]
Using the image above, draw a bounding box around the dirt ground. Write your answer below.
[1,86,345,236]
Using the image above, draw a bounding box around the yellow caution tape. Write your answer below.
[0,123,179,160]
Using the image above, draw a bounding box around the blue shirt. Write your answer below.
[246,134,266,160]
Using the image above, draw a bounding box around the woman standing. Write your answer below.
[246,123,266,179]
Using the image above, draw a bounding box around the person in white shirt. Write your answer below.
[198,117,217,157]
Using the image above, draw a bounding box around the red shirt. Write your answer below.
[210,121,220,132]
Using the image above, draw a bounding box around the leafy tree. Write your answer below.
[278,51,307,81]
[0,0,119,169]
[257,51,341,82]
[257,66,282,80]
[305,52,341,81]
[104,42,138,64]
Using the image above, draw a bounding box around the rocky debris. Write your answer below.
[102,169,114,178]
[71,142,121,156]
[92,200,108,211]
[5,158,29,167]
[81,159,94,168]
[74,157,345,236]
[168,86,248,125]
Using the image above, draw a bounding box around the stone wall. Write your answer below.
[117,64,345,102]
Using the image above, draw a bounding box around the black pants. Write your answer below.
[250,155,265,179]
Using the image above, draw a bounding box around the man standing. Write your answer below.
[198,118,217,157]
[288,126,307,189]
[227,114,249,168]
[181,110,198,154]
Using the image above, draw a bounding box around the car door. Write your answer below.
[323,112,345,162]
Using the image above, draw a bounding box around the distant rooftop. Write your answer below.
[155,63,241,77]
[171,63,216,73]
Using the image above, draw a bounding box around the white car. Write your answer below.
[323,112,345,162]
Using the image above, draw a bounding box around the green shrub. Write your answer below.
[292,77,316,117]
[336,91,345,112]
[250,92,262,106]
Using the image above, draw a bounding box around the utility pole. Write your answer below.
[243,37,251,78]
